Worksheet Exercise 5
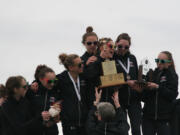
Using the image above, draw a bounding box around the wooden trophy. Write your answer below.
[99,43,126,89]
[136,58,153,87]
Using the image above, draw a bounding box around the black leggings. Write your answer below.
[142,118,171,135]
[124,102,142,135]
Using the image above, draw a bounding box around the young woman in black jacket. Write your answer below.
[82,37,116,105]
[114,33,142,135]
[81,26,99,66]
[0,76,47,135]
[56,53,88,135]
[81,26,99,109]
[25,65,60,135]
[139,51,178,135]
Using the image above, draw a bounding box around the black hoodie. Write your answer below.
[0,97,43,135]
[25,83,59,135]
[142,67,179,120]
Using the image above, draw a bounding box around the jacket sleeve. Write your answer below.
[115,107,130,135]
[86,106,98,135]
[83,56,104,80]
[158,70,178,101]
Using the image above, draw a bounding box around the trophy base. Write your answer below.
[99,73,126,89]
[99,82,127,89]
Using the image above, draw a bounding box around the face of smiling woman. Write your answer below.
[40,72,56,90]
[116,39,130,56]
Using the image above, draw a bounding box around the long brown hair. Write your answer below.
[115,33,131,45]
[1,76,25,97]
[34,64,48,80]
[161,51,176,71]
[34,65,54,79]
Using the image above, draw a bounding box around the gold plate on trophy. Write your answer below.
[102,60,117,75]
[99,73,126,88]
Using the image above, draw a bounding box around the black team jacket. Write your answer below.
[142,67,178,120]
[25,83,59,135]
[114,52,140,107]
[56,70,88,127]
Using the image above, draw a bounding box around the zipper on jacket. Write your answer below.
[43,91,48,135]
[43,91,48,111]
[155,91,158,120]
[78,101,81,127]
[105,123,107,135]
[128,87,131,106]
[105,88,108,102]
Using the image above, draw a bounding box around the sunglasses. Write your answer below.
[107,43,115,49]
[155,59,171,64]
[86,41,98,46]
[76,62,83,68]
[21,82,29,89]
[117,45,129,50]
[44,78,58,84]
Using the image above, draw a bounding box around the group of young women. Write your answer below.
[0,26,178,135]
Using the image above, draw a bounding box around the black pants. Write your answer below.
[124,102,142,135]
[62,126,87,135]
[142,118,171,135]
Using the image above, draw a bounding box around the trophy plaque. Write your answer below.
[99,60,126,88]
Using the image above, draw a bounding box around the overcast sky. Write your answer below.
[0,0,180,86]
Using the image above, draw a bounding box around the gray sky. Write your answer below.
[0,0,180,85]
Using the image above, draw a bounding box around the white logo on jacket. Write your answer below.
[130,61,134,67]
[160,76,167,82]
[80,80,86,86]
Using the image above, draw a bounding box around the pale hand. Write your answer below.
[112,90,120,108]
[147,82,159,89]
[42,111,50,121]
[94,87,102,106]
[86,56,97,65]
[30,82,38,92]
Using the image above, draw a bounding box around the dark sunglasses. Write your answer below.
[86,41,98,46]
[77,62,83,68]
[117,45,129,50]
[44,78,58,84]
[155,59,171,64]
[21,82,29,89]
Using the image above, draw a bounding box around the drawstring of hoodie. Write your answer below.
[105,123,107,135]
